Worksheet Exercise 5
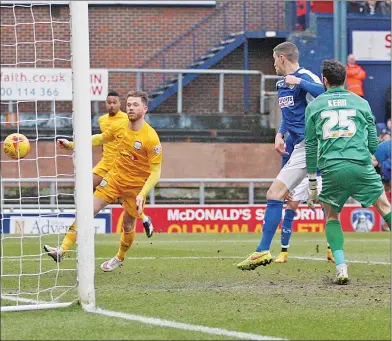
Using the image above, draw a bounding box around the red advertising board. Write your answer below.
[111,205,382,233]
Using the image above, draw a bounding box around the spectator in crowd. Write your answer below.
[362,0,389,14]
[373,139,391,230]
[347,0,365,13]
[296,1,307,31]
[345,54,366,97]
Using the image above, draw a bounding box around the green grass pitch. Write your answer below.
[1,232,391,340]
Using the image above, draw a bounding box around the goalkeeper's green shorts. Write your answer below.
[319,163,384,213]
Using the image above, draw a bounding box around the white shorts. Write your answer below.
[290,175,323,202]
[277,140,307,191]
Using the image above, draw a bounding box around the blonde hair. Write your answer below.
[126,90,149,106]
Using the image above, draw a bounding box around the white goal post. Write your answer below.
[1,1,95,312]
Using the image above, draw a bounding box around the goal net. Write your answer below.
[1,1,95,312]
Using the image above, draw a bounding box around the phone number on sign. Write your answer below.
[1,87,60,98]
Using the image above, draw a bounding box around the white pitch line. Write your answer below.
[2,295,287,339]
[2,255,390,265]
[85,306,287,341]
[291,256,391,265]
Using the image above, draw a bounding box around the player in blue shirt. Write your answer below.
[373,140,391,231]
[373,140,391,171]
[275,133,334,263]
[237,42,325,270]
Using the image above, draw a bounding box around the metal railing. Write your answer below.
[111,68,262,114]
[109,68,278,115]
[0,177,275,208]
[260,74,280,114]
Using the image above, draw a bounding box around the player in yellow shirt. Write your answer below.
[92,90,128,188]
[44,90,162,272]
[67,90,154,232]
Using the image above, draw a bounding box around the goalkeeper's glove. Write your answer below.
[307,178,318,211]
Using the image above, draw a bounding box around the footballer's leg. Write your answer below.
[327,244,335,263]
[276,177,310,263]
[237,145,307,271]
[44,174,114,263]
[275,200,298,263]
[46,164,107,262]
[93,173,103,190]
[44,196,109,262]
[92,160,109,190]
[352,163,391,229]
[323,203,348,285]
[100,189,138,272]
[100,211,136,272]
[373,191,391,230]
[318,167,352,284]
[135,192,153,238]
[236,179,287,270]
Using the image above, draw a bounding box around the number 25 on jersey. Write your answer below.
[321,109,357,139]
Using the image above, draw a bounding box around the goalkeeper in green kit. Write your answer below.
[305,60,391,285]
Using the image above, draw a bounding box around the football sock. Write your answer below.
[332,250,345,266]
[61,221,77,253]
[256,200,284,252]
[383,212,391,228]
[281,209,295,251]
[116,230,136,261]
[326,220,345,265]
[141,214,149,223]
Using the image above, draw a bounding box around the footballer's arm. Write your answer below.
[138,163,161,199]
[136,162,162,215]
[275,120,289,155]
[298,79,324,97]
[57,130,115,151]
[364,103,379,155]
[284,74,324,98]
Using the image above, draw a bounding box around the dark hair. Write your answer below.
[273,42,299,62]
[107,90,120,98]
[322,60,346,87]
[127,90,149,106]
